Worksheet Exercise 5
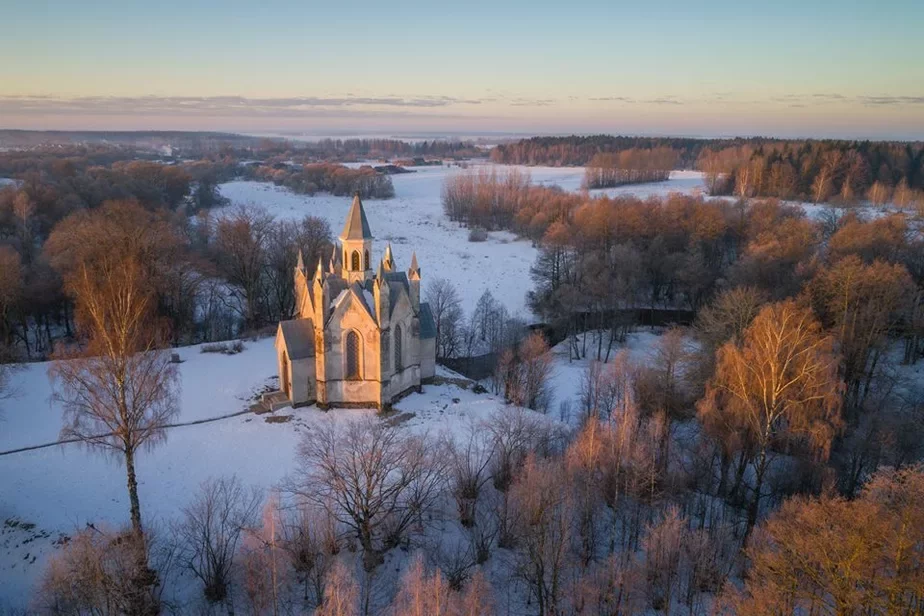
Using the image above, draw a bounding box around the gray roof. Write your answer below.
[339,193,372,241]
[419,302,436,339]
[278,319,315,359]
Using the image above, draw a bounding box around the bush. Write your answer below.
[200,341,245,355]
[468,228,488,242]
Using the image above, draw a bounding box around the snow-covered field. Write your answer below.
[0,335,566,609]
[218,165,708,317]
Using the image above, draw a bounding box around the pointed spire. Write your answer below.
[315,256,324,279]
[296,249,305,272]
[408,251,420,278]
[339,192,373,241]
[376,259,385,285]
[383,243,395,271]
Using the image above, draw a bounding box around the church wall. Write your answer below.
[289,357,315,406]
[420,338,436,379]
[387,364,420,400]
[320,299,383,407]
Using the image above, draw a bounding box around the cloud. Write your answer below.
[858,95,924,106]
[642,97,682,105]
[0,94,487,117]
[508,98,556,107]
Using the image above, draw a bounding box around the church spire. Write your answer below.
[315,256,324,279]
[383,243,395,271]
[339,192,373,242]
[296,249,305,272]
[408,251,420,278]
[408,251,420,312]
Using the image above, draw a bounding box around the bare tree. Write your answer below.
[37,524,174,616]
[496,332,554,412]
[510,455,572,616]
[280,500,339,605]
[315,559,360,616]
[698,300,842,539]
[46,203,182,606]
[211,205,275,329]
[289,419,446,570]
[177,476,262,603]
[390,554,457,616]
[426,278,464,360]
[448,423,494,527]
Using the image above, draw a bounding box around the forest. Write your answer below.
[2,139,924,614]
[0,143,411,360]
[493,134,924,207]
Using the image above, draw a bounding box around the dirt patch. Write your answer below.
[264,415,293,424]
[384,412,416,427]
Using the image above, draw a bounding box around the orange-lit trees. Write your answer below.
[698,301,842,539]
[46,200,182,613]
[723,465,924,615]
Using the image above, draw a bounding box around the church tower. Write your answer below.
[339,192,373,284]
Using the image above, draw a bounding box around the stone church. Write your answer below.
[274,193,436,409]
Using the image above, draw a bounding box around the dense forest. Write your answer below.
[490,135,736,167]
[0,143,409,359]
[493,134,924,206]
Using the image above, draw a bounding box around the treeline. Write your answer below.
[698,141,924,205]
[582,148,679,189]
[244,162,395,199]
[306,137,484,160]
[0,146,344,359]
[490,134,742,167]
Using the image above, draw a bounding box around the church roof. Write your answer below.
[278,319,315,359]
[419,302,436,339]
[339,193,372,241]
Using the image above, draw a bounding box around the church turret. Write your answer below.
[293,250,310,318]
[408,251,420,313]
[339,192,374,284]
[374,260,390,329]
[313,257,329,324]
[382,244,395,272]
[328,245,339,275]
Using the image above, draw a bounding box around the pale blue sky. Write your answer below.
[2,0,922,138]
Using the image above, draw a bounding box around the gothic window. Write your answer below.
[346,331,361,379]
[351,251,360,271]
[381,331,390,372]
[364,250,370,270]
[394,324,403,372]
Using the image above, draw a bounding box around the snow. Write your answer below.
[0,337,565,609]
[218,165,708,318]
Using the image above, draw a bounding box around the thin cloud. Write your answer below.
[858,95,924,106]
[0,94,487,116]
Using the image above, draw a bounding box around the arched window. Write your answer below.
[364,250,370,270]
[351,251,360,271]
[346,331,361,379]
[394,324,403,372]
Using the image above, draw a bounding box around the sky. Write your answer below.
[1,0,923,139]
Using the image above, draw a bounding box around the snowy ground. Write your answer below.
[0,337,559,610]
[218,165,708,317]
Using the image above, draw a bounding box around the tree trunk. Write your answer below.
[124,446,144,538]
[744,449,767,545]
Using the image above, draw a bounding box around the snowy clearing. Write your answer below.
[0,336,564,609]
[219,165,708,317]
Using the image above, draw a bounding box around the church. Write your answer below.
[274,193,436,409]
